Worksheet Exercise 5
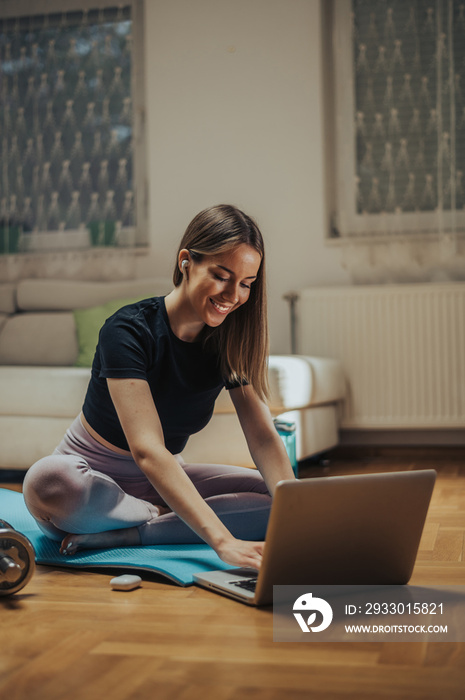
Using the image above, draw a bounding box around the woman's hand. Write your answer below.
[215,537,264,570]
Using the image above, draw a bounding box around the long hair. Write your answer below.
[173,204,269,400]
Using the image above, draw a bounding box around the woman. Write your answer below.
[23,204,295,570]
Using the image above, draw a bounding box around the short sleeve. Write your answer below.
[224,376,249,390]
[97,314,151,380]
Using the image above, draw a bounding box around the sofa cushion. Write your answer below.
[0,416,79,468]
[17,278,172,311]
[0,313,78,365]
[0,283,17,314]
[0,366,90,417]
[74,297,147,367]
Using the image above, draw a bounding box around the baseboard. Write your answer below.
[339,429,465,447]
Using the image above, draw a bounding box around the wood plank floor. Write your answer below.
[1,448,464,700]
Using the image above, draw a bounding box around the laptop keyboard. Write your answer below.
[229,577,258,592]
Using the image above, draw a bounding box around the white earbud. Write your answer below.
[181,259,189,272]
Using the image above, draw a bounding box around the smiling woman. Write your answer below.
[169,204,269,400]
[23,204,296,572]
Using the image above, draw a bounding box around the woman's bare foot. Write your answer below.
[60,526,141,556]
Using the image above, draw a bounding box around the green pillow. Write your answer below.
[73,296,144,367]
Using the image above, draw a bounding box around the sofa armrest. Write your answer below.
[268,355,345,411]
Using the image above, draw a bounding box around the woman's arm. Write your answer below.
[107,377,264,569]
[229,385,296,495]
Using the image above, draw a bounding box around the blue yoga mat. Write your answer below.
[0,487,232,586]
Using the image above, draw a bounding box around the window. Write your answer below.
[330,0,465,240]
[0,0,147,255]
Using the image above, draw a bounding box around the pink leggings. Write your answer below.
[23,415,271,546]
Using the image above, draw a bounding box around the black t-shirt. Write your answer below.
[82,296,241,453]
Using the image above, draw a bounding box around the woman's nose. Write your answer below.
[224,280,240,303]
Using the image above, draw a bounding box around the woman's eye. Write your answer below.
[212,272,251,289]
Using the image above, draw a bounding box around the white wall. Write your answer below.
[137,0,350,353]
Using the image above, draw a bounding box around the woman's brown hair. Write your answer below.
[173,204,269,401]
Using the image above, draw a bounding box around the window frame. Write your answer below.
[329,0,465,242]
[0,0,148,252]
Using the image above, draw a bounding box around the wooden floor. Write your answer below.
[1,448,465,700]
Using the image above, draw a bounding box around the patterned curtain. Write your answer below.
[353,0,464,218]
[0,6,134,253]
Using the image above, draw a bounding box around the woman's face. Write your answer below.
[182,243,262,328]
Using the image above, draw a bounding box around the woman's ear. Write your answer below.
[178,249,191,279]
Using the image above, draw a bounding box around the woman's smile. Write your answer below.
[209,298,234,314]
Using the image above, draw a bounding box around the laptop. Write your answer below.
[193,469,436,605]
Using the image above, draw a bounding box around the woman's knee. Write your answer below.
[23,454,89,512]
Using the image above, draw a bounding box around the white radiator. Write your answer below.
[297,284,465,429]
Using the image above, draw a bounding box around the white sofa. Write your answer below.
[0,278,345,471]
